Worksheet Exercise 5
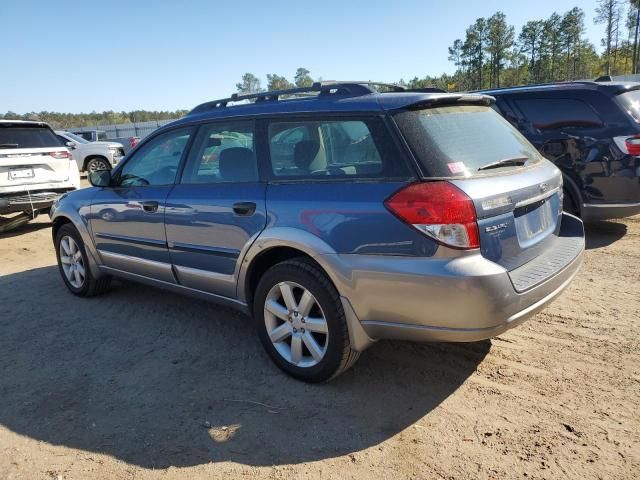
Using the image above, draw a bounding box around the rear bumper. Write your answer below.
[0,189,75,215]
[581,202,640,222]
[323,213,585,343]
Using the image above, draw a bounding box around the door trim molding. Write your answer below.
[168,241,240,258]
[96,232,167,248]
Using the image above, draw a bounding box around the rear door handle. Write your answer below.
[141,201,159,213]
[233,201,256,216]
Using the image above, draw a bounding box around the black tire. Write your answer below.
[253,258,359,382]
[85,157,111,173]
[55,223,111,297]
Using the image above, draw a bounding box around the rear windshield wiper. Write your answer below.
[477,156,529,171]
[0,144,19,149]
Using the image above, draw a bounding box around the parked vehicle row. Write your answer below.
[55,130,125,173]
[50,81,586,382]
[480,80,640,221]
[0,120,80,232]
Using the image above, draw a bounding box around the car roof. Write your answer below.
[169,82,494,128]
[478,80,640,96]
[0,119,51,127]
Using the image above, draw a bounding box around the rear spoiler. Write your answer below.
[401,93,495,111]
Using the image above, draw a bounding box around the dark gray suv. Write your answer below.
[50,82,585,382]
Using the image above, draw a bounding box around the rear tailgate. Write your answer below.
[452,161,572,272]
[394,101,584,290]
[0,148,74,191]
[0,122,75,193]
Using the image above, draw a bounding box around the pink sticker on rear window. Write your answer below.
[447,162,467,174]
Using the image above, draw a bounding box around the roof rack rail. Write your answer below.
[188,81,444,115]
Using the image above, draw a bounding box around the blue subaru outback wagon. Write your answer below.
[50,82,585,382]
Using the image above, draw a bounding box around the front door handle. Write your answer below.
[141,201,159,213]
[233,201,256,216]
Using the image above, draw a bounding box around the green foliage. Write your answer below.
[236,72,263,94]
[294,68,314,87]
[417,4,640,92]
[266,74,294,91]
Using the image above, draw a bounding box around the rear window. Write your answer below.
[615,89,640,123]
[513,98,603,130]
[0,124,62,149]
[395,105,541,178]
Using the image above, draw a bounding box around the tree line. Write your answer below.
[0,109,189,130]
[407,1,640,91]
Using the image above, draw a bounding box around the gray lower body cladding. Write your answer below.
[321,213,585,343]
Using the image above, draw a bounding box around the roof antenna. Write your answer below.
[594,75,613,82]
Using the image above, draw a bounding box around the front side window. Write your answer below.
[117,127,193,187]
[181,121,256,183]
[268,118,398,178]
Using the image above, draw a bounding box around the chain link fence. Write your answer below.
[71,119,180,151]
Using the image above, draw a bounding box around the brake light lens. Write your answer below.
[385,181,480,249]
[613,135,640,155]
[48,151,71,159]
[626,135,640,155]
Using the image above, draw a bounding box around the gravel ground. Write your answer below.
[0,212,638,480]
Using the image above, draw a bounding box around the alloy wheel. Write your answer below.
[88,159,109,172]
[264,281,329,368]
[59,235,86,288]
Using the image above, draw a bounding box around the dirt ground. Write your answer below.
[0,208,638,480]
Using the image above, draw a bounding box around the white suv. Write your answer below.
[0,120,80,231]
[55,131,124,173]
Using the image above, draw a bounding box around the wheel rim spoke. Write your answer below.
[297,290,315,317]
[302,332,324,362]
[304,317,328,334]
[265,299,289,321]
[279,283,297,311]
[290,335,302,365]
[75,262,85,278]
[60,255,72,265]
[61,238,71,256]
[269,323,292,343]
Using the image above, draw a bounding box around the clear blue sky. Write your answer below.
[2,0,602,114]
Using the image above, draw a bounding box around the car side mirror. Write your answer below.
[88,169,112,187]
[66,141,77,149]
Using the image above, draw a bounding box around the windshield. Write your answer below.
[394,105,541,177]
[0,124,62,149]
[63,132,90,144]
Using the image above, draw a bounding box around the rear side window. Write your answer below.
[0,124,62,149]
[513,98,603,130]
[395,105,540,178]
[268,118,406,178]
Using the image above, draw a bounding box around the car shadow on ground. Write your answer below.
[0,266,489,469]
[584,221,628,250]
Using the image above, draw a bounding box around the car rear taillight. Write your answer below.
[48,151,71,159]
[613,135,640,155]
[384,181,480,249]
[626,135,640,155]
